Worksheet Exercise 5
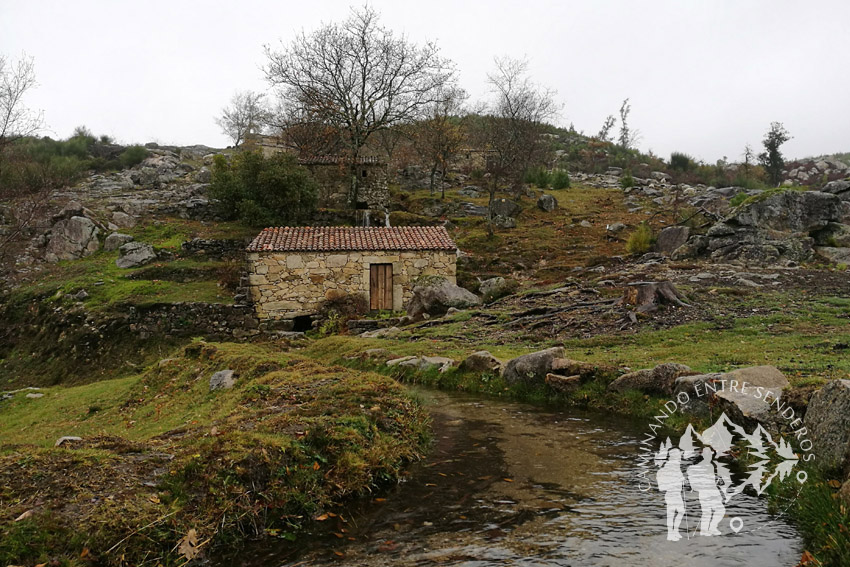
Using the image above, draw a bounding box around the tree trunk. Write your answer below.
[440,162,447,200]
[487,175,497,237]
[623,281,690,313]
[429,162,438,195]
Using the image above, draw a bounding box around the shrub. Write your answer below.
[620,170,635,189]
[523,166,551,188]
[670,152,694,172]
[729,192,748,207]
[551,169,570,190]
[119,145,149,168]
[625,222,654,254]
[209,151,318,227]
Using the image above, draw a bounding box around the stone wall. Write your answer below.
[303,163,389,211]
[247,249,458,320]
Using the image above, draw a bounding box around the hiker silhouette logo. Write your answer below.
[653,412,805,540]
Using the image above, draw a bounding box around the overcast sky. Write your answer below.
[2,0,848,163]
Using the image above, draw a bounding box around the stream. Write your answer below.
[216,389,802,566]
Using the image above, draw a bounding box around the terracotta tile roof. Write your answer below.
[298,155,385,166]
[247,226,457,253]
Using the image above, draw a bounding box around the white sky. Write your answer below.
[2,0,848,163]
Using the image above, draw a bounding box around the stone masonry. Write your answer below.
[246,226,458,320]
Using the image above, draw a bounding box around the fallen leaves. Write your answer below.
[176,528,199,561]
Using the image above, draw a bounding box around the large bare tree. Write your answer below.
[264,5,454,205]
[482,57,559,234]
[215,90,270,147]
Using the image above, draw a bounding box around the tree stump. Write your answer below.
[623,281,690,313]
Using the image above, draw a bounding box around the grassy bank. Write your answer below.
[0,341,429,566]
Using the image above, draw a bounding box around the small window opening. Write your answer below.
[362,169,368,178]
[292,315,313,332]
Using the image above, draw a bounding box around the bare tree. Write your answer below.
[411,85,468,197]
[597,114,616,142]
[0,53,46,275]
[215,90,270,147]
[267,103,343,156]
[0,53,43,171]
[264,5,454,205]
[482,57,559,234]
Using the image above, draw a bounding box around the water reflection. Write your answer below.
[217,390,801,567]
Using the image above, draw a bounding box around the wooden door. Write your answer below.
[369,264,393,310]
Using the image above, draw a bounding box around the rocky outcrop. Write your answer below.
[674,190,844,265]
[803,379,850,473]
[44,216,101,262]
[502,347,565,387]
[116,242,157,269]
[607,363,695,395]
[407,277,480,319]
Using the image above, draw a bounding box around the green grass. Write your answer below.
[8,218,251,311]
[0,341,429,566]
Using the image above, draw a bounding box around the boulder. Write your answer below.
[195,166,212,183]
[116,242,156,269]
[104,232,134,251]
[479,276,516,299]
[651,171,672,182]
[390,356,454,373]
[654,226,691,254]
[502,347,565,387]
[209,369,237,391]
[607,363,695,395]
[406,277,480,319]
[606,222,626,234]
[815,247,850,264]
[111,211,137,229]
[458,351,502,374]
[822,179,850,199]
[728,190,841,233]
[492,215,516,229]
[55,436,82,447]
[537,194,558,212]
[490,198,521,218]
[44,216,101,262]
[674,366,790,427]
[551,358,616,380]
[545,373,582,394]
[803,379,850,472]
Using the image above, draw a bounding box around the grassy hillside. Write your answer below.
[0,341,428,566]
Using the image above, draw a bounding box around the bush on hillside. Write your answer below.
[551,169,570,190]
[209,150,318,227]
[620,170,635,189]
[119,145,149,168]
[625,222,654,254]
[670,152,695,172]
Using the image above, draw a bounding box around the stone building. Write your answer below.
[298,155,389,213]
[246,226,458,323]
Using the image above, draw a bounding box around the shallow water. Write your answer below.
[216,390,802,567]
